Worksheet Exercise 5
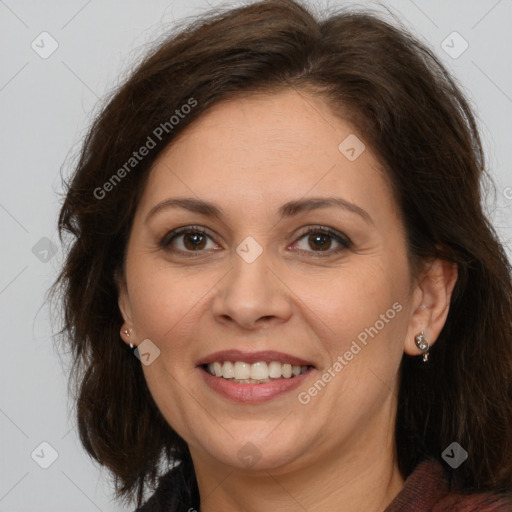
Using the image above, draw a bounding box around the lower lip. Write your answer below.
[199,366,314,403]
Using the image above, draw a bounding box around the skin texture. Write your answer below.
[118,89,457,512]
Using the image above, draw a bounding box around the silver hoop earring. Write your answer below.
[415,331,430,362]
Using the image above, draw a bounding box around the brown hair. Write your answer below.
[51,0,512,508]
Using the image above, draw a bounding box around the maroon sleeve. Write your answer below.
[433,492,512,511]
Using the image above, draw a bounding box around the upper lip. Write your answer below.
[196,349,315,368]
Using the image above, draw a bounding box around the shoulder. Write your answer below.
[138,457,512,512]
[433,491,512,511]
[385,457,512,512]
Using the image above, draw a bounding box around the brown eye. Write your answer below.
[160,226,218,255]
[307,233,332,251]
[182,231,208,250]
[293,227,352,256]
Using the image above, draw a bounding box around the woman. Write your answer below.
[52,0,512,510]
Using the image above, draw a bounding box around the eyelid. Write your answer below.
[159,224,352,256]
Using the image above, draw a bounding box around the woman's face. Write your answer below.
[119,89,427,474]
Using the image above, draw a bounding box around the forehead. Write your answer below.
[137,89,396,222]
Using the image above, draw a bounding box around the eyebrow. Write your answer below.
[145,196,373,225]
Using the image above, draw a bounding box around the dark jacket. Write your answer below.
[134,458,512,511]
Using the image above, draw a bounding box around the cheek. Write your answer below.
[128,262,210,435]
[306,264,408,412]
[126,254,207,334]
[300,257,408,353]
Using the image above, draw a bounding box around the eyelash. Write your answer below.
[158,225,352,258]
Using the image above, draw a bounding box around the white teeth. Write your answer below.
[268,361,282,379]
[282,363,292,378]
[213,361,223,377]
[234,361,251,380]
[222,361,235,379]
[206,361,310,381]
[250,362,269,380]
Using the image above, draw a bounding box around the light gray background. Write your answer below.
[1,0,511,510]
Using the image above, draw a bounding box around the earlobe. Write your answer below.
[120,327,135,349]
[404,259,458,357]
[118,292,136,348]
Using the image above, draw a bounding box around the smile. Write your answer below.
[204,360,311,383]
[197,350,316,403]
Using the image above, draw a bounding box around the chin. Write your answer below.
[189,422,311,473]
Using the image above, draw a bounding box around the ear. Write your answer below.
[404,259,458,356]
[116,269,135,346]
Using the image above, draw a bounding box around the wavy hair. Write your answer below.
[51,0,512,508]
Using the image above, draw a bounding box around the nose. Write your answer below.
[211,250,292,331]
